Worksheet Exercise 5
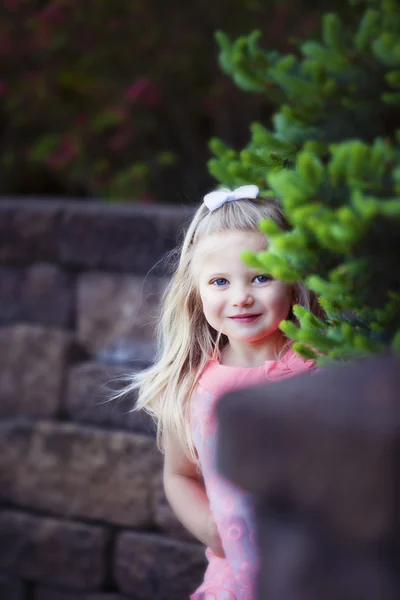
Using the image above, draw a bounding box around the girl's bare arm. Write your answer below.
[163,431,225,557]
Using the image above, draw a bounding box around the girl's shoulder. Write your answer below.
[197,349,316,398]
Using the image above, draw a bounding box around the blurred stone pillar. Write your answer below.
[216,355,400,600]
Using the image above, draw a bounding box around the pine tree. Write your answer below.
[208,0,400,363]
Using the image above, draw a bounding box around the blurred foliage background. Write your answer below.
[0,0,343,202]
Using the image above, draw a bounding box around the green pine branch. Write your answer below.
[209,1,400,361]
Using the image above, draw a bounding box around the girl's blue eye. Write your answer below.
[212,278,228,286]
[254,274,271,283]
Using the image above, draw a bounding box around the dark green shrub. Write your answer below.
[0,0,326,201]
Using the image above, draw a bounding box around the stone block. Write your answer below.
[0,421,162,528]
[77,273,166,355]
[0,325,86,418]
[95,337,156,367]
[56,201,189,274]
[0,264,73,328]
[0,575,25,600]
[0,201,59,264]
[0,199,191,273]
[65,362,155,434]
[0,510,107,590]
[115,531,206,600]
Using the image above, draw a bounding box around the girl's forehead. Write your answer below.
[195,230,267,256]
[192,230,267,274]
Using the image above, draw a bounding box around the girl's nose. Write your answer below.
[231,287,254,307]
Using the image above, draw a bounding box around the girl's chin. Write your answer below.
[225,328,283,345]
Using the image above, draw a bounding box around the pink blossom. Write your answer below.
[125,78,150,101]
[59,137,76,159]
[125,78,161,106]
[45,136,77,170]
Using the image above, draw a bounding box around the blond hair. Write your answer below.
[122,193,321,461]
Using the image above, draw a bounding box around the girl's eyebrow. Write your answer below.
[207,272,229,278]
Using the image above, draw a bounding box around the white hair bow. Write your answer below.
[203,185,259,211]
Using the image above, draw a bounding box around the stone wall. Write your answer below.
[0,198,206,600]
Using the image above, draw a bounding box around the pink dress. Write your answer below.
[190,349,315,600]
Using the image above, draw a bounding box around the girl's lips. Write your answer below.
[229,314,261,323]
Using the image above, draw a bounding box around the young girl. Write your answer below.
[127,185,320,599]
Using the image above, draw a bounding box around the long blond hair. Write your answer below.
[122,194,320,461]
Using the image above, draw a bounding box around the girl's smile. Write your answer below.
[228,314,262,323]
[195,230,293,365]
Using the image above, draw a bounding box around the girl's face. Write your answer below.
[195,230,293,359]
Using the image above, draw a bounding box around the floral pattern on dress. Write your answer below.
[189,349,315,599]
